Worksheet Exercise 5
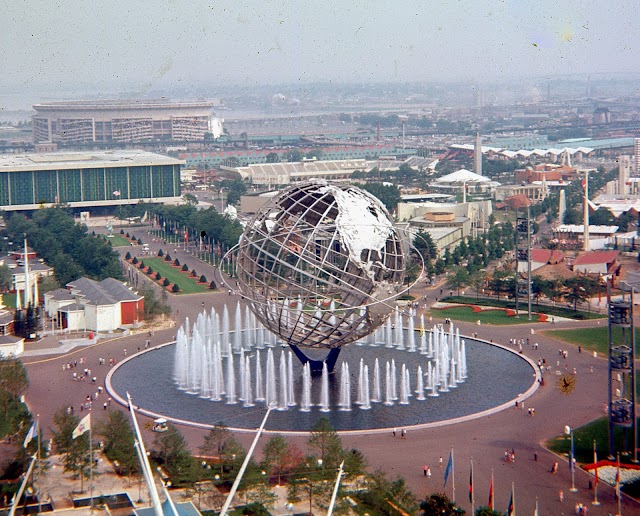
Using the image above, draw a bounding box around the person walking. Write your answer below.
[423,465,428,477]
[392,428,397,437]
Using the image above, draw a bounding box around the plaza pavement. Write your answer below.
[18,231,640,515]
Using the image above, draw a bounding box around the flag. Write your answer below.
[443,449,453,488]
[615,455,621,499]
[23,422,37,448]
[507,484,514,516]
[581,178,586,190]
[72,413,91,439]
[488,472,494,509]
[468,463,473,503]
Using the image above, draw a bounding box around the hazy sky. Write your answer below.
[2,0,636,93]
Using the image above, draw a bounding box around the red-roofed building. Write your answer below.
[572,250,619,276]
[518,249,565,273]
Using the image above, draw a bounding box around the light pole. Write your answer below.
[565,425,578,492]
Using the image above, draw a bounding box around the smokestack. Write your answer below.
[619,155,630,195]
[474,133,482,176]
[558,189,566,224]
[583,171,590,251]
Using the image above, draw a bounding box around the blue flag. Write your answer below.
[443,450,453,487]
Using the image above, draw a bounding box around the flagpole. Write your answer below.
[534,497,539,516]
[470,459,474,515]
[451,447,455,503]
[511,482,515,516]
[570,429,577,492]
[37,416,41,515]
[617,452,622,516]
[489,469,494,510]
[89,417,93,513]
[593,439,600,506]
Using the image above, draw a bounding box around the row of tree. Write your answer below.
[45,410,418,515]
[2,208,123,286]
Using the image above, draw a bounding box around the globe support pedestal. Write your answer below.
[288,344,341,374]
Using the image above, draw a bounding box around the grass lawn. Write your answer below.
[547,417,640,496]
[138,257,209,294]
[430,305,544,325]
[547,326,640,357]
[103,234,133,247]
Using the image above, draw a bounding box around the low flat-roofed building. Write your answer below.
[0,150,183,211]
[239,190,280,213]
[0,335,24,357]
[227,159,368,186]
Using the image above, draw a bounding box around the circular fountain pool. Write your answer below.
[107,336,537,434]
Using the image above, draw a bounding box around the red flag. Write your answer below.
[488,472,494,509]
[469,463,473,503]
[615,456,621,499]
[581,177,586,189]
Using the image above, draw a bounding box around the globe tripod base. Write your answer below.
[288,344,342,374]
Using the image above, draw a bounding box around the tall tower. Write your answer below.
[583,171,590,251]
[634,138,640,174]
[558,189,567,224]
[474,133,482,176]
[618,155,631,195]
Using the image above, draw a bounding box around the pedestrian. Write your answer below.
[423,464,427,477]
[145,339,150,348]
[559,489,563,502]
[392,428,396,437]
[123,348,127,356]
[427,466,431,478]
[439,456,443,467]
[534,451,538,461]
[401,428,406,439]
[578,346,582,353]
[228,289,232,296]
[103,402,108,410]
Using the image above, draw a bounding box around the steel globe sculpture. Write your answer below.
[234,181,406,369]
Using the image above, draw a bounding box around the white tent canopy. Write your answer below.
[435,169,492,184]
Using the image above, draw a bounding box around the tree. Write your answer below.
[152,424,197,486]
[138,284,171,319]
[172,284,180,293]
[474,507,501,516]
[447,268,469,297]
[200,275,207,283]
[420,493,465,515]
[97,410,139,482]
[307,418,343,470]
[183,193,198,206]
[413,231,437,262]
[51,408,90,491]
[199,423,246,480]
[0,264,12,292]
[265,152,280,163]
[261,434,303,485]
[468,270,486,300]
[0,357,29,419]
[358,183,401,212]
[287,150,303,162]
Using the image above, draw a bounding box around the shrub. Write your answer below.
[174,259,180,266]
[182,264,188,271]
[209,280,217,290]
[155,272,162,281]
[147,267,153,275]
[132,257,138,265]
[91,230,96,236]
[163,278,170,287]
[125,252,132,260]
[126,233,130,238]
[120,229,125,234]
[172,284,180,293]
[191,269,197,277]
[165,254,171,261]
[158,249,164,257]
[139,261,145,269]
[200,275,207,283]
[137,238,142,245]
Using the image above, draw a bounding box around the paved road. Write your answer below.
[20,227,639,515]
